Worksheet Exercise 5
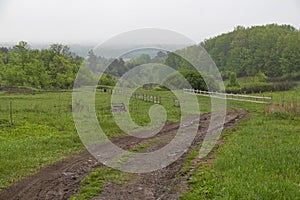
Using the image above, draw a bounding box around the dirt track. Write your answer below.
[0,108,247,200]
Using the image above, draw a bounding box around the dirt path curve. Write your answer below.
[0,108,247,200]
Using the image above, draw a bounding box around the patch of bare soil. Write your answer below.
[0,108,247,200]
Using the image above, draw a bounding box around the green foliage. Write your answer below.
[104,53,165,77]
[227,72,240,87]
[268,71,300,82]
[226,81,295,94]
[164,46,217,76]
[254,71,267,82]
[0,42,82,89]
[165,52,193,71]
[162,70,205,90]
[162,70,220,91]
[203,24,300,77]
[98,74,116,86]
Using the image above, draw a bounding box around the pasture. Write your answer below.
[0,84,299,199]
[0,89,211,191]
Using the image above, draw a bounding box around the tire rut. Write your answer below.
[0,109,247,200]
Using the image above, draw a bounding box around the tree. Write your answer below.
[0,42,82,89]
[228,72,240,87]
[202,24,299,78]
[162,70,219,91]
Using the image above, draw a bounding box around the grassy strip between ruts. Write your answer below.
[180,107,300,199]
[69,167,131,200]
[70,138,168,200]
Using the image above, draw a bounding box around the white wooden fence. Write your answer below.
[183,88,272,104]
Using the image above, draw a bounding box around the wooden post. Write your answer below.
[9,100,13,125]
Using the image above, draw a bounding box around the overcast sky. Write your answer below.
[0,0,299,44]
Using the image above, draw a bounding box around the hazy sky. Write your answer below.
[0,0,299,44]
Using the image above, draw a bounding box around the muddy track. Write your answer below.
[0,108,247,200]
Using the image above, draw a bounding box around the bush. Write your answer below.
[227,72,240,87]
[163,70,221,91]
[98,74,116,86]
[267,72,300,82]
[226,81,295,94]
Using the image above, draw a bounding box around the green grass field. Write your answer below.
[181,84,300,199]
[0,89,212,191]
[1,84,299,199]
[0,92,81,190]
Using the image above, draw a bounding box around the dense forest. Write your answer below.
[0,24,299,90]
[202,24,300,78]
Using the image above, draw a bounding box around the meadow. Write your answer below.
[0,84,299,199]
[0,89,211,191]
[181,84,300,199]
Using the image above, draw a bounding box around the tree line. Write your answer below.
[0,42,82,89]
[0,24,298,90]
[202,24,300,78]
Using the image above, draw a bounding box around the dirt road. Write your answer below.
[0,108,247,200]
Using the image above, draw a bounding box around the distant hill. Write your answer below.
[0,42,190,59]
[201,24,300,77]
[0,42,94,57]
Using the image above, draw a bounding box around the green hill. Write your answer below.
[202,24,300,78]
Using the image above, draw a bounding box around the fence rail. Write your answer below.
[183,88,272,104]
[97,88,161,104]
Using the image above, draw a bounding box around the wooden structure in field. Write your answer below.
[112,103,126,112]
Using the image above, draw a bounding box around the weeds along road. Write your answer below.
[0,107,247,200]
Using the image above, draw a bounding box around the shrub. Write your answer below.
[267,71,300,82]
[227,72,240,87]
[226,81,295,94]
[162,70,220,91]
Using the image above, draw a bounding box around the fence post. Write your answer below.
[10,100,13,125]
